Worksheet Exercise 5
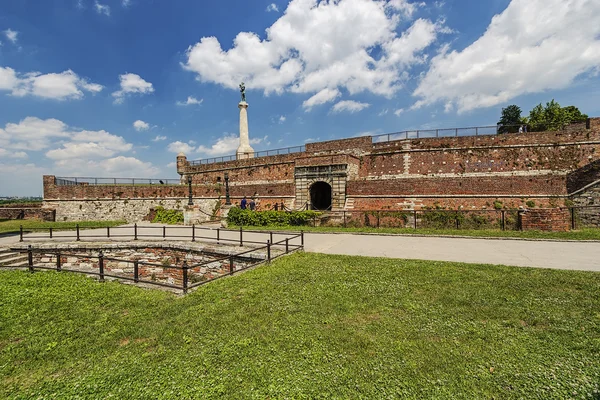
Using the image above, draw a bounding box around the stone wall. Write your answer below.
[45,198,219,223]
[571,179,600,227]
[519,208,570,231]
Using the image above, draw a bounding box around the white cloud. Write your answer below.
[330,100,370,114]
[133,120,150,131]
[0,117,70,151]
[279,115,286,123]
[266,3,279,12]
[167,141,195,154]
[0,148,28,159]
[53,156,160,178]
[94,1,110,16]
[152,135,167,142]
[378,108,389,116]
[394,108,405,116]
[166,161,176,168]
[0,67,103,100]
[196,134,267,157]
[413,0,600,113]
[112,73,154,103]
[122,0,131,6]
[302,88,340,111]
[46,130,132,160]
[176,96,203,106]
[183,0,446,101]
[4,29,18,44]
[0,163,46,197]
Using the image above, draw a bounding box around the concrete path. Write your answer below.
[2,224,599,271]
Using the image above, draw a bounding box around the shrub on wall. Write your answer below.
[227,207,320,226]
[152,206,184,225]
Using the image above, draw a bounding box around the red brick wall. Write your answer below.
[520,208,570,231]
[0,208,55,221]
[306,136,372,153]
[352,196,557,211]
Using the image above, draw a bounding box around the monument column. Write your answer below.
[236,82,254,159]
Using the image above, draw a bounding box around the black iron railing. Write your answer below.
[55,177,181,186]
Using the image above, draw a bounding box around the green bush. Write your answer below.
[526,200,536,208]
[152,206,184,224]
[227,207,321,227]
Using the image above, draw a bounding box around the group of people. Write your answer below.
[240,196,257,211]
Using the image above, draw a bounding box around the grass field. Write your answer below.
[230,224,600,241]
[0,220,127,235]
[1,253,599,399]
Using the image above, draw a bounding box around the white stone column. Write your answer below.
[237,101,254,159]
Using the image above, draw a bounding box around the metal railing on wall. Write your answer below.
[55,177,182,186]
[188,145,306,166]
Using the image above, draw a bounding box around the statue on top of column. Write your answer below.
[239,82,246,103]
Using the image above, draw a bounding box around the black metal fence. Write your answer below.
[309,206,600,231]
[18,224,304,247]
[6,231,303,294]
[55,177,181,186]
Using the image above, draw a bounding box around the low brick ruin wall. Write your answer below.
[519,208,570,232]
[0,208,55,221]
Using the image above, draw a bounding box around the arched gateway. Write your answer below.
[309,181,332,210]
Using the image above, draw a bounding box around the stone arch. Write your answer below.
[309,180,332,210]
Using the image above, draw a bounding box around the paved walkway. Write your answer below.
[2,224,599,271]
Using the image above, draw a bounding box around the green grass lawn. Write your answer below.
[1,253,599,399]
[0,220,127,234]
[230,224,600,241]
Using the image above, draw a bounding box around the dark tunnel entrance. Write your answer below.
[310,181,332,211]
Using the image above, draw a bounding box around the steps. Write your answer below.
[0,249,27,268]
[344,198,355,210]
[284,198,296,210]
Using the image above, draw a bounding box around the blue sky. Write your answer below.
[1,0,600,196]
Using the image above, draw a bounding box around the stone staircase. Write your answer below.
[344,197,355,210]
[0,248,28,268]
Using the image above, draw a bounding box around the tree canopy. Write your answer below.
[498,100,588,133]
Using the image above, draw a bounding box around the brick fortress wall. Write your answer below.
[43,118,600,221]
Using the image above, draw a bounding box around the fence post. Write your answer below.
[98,251,105,282]
[301,230,304,249]
[571,207,576,230]
[134,260,139,283]
[76,224,80,241]
[107,226,110,238]
[229,256,234,275]
[182,261,188,295]
[343,211,347,228]
[163,225,166,239]
[56,252,61,272]
[267,240,271,262]
[27,245,33,273]
[270,231,273,246]
[239,226,243,247]
[134,223,138,240]
[455,214,460,230]
[413,210,417,229]
[49,227,53,239]
[285,238,289,254]
[20,225,23,242]
[377,211,380,229]
[192,224,195,242]
[501,210,506,231]
[216,228,220,244]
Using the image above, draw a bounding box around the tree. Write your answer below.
[497,105,522,133]
[562,105,588,123]
[528,103,546,131]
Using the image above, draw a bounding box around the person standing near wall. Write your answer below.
[240,196,247,210]
[249,198,256,211]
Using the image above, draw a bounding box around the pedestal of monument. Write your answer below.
[237,101,254,159]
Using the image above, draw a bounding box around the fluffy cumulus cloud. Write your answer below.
[0,117,70,151]
[4,29,18,44]
[94,1,110,16]
[112,73,154,103]
[302,88,340,111]
[0,148,28,159]
[183,0,446,104]
[330,100,370,113]
[53,156,160,178]
[266,3,279,12]
[167,134,268,157]
[133,120,150,131]
[0,67,103,100]
[176,96,203,106]
[413,0,600,113]
[152,135,167,142]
